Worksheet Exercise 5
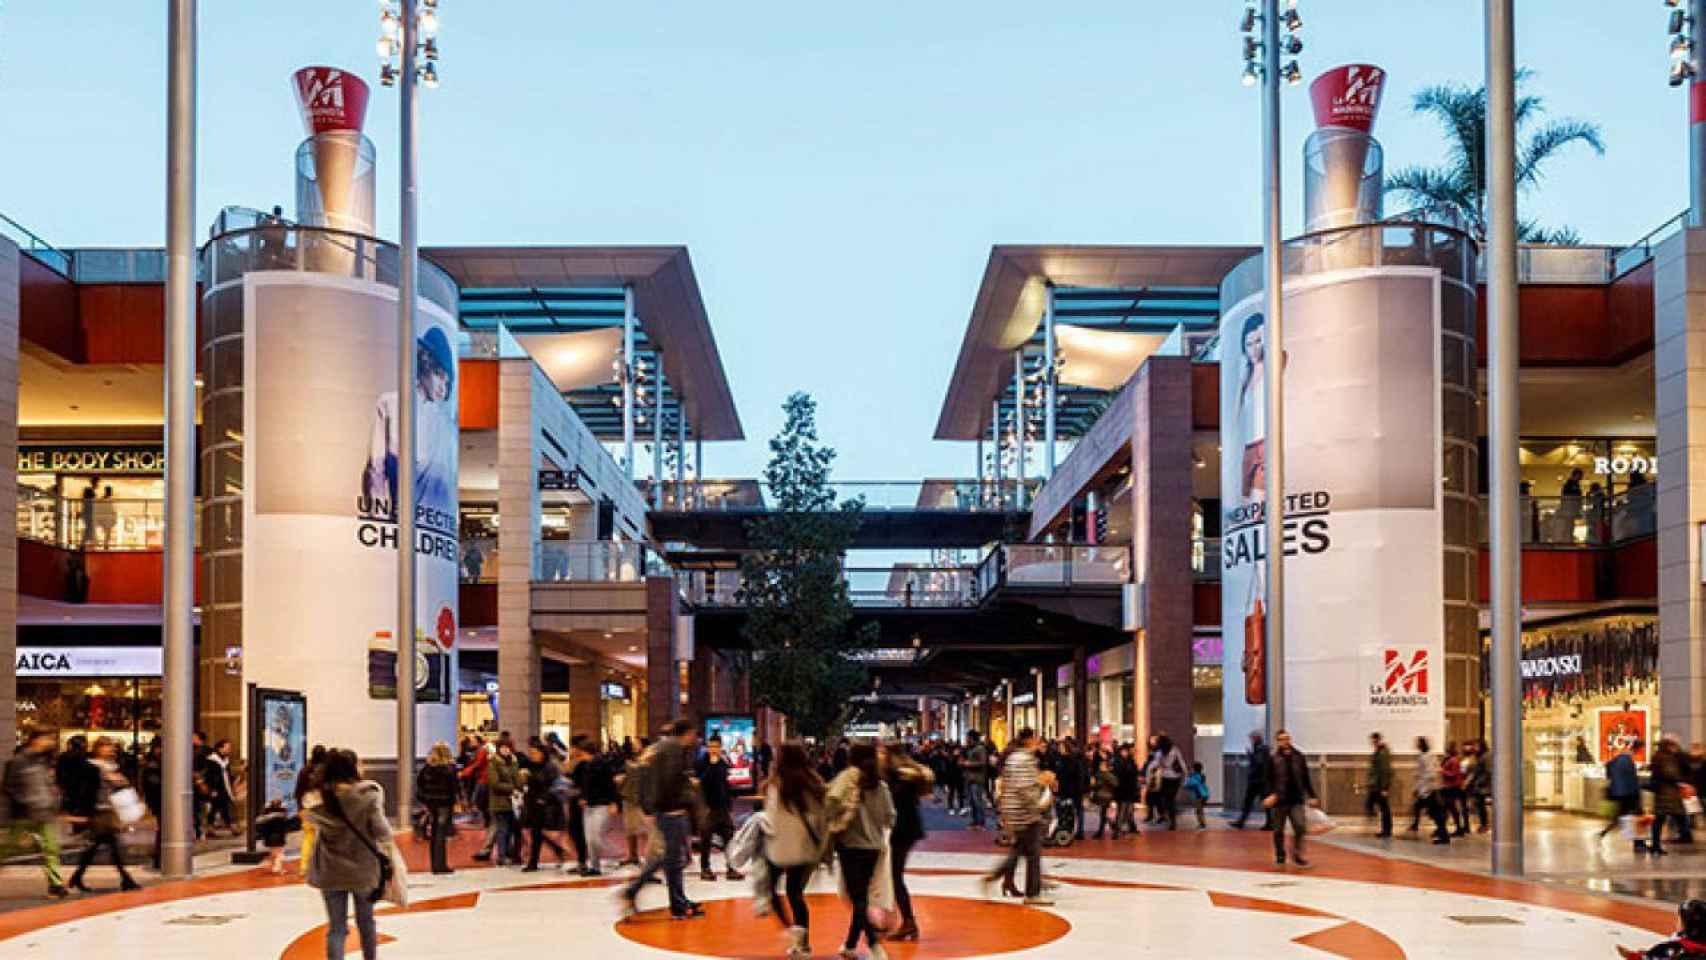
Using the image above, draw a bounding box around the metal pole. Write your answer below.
[1043,283,1057,477]
[652,361,665,509]
[161,0,197,880]
[1014,351,1027,508]
[395,0,420,826]
[991,400,1004,507]
[675,405,686,484]
[1485,0,1524,878]
[694,435,703,507]
[622,286,636,480]
[1260,0,1287,741]
[975,437,984,505]
[1694,0,1706,227]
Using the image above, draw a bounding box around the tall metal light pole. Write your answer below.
[161,0,198,880]
[1042,283,1057,478]
[1672,0,1706,223]
[622,286,636,480]
[379,0,441,825]
[1242,0,1300,737]
[1485,0,1524,878]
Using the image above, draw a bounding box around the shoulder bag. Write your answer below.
[327,791,408,907]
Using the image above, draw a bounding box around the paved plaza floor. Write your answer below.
[0,815,1685,960]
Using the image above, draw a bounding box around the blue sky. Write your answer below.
[0,2,1681,482]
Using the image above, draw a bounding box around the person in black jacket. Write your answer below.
[572,740,619,875]
[1232,731,1272,830]
[694,735,743,881]
[1112,744,1141,836]
[1264,729,1317,867]
[55,736,98,830]
[1054,740,1087,840]
[620,720,703,920]
[520,744,567,872]
[141,739,164,870]
[885,741,935,941]
[417,742,461,875]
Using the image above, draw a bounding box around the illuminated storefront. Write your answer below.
[16,645,164,751]
[17,443,167,550]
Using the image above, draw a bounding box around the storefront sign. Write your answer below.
[1309,63,1386,133]
[1011,692,1036,706]
[16,646,162,677]
[1520,654,1583,681]
[601,681,629,700]
[1597,707,1649,765]
[18,444,165,475]
[1594,455,1656,477]
[538,468,582,491]
[292,66,370,135]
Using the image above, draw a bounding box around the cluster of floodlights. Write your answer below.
[377,0,441,88]
[1667,0,1696,87]
[1240,1,1303,87]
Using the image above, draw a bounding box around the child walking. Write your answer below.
[1184,762,1211,830]
[255,798,299,874]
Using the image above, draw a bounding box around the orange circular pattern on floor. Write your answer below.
[616,892,1071,959]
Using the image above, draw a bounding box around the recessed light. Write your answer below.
[627,645,638,653]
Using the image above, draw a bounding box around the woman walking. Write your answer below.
[826,744,895,960]
[1089,751,1119,839]
[1152,735,1187,830]
[305,749,392,960]
[884,741,934,942]
[520,744,568,872]
[417,742,459,875]
[68,737,140,892]
[763,743,829,960]
[1113,744,1141,836]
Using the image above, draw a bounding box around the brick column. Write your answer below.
[496,360,541,739]
[1130,356,1195,760]
[569,664,603,742]
[1657,229,1706,744]
[646,577,680,735]
[0,240,19,752]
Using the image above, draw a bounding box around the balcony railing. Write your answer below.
[679,564,983,609]
[974,543,1132,597]
[534,540,657,583]
[1480,491,1655,547]
[647,479,1039,513]
[1193,537,1221,581]
[18,494,176,551]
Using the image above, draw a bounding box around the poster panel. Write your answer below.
[702,714,757,790]
[1597,707,1649,765]
[256,689,308,813]
[1219,268,1444,755]
[242,272,459,760]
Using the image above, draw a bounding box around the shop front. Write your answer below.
[1507,438,1657,545]
[16,644,163,751]
[1486,612,1658,813]
[17,442,166,550]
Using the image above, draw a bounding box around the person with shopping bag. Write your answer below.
[1263,729,1318,868]
[68,737,141,893]
[826,744,896,960]
[762,743,830,960]
[1600,739,1642,846]
[305,749,396,960]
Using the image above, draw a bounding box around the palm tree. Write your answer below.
[1385,69,1604,244]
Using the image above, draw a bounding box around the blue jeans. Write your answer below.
[625,812,691,914]
[321,889,378,960]
[489,810,517,865]
[966,781,986,826]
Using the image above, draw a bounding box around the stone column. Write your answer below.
[497,360,542,739]
[1130,356,1195,761]
[570,664,603,743]
[1657,229,1706,744]
[0,240,19,751]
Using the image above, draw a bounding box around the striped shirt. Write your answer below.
[999,748,1042,828]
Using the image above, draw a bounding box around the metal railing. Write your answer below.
[1613,210,1687,279]
[534,539,655,583]
[459,536,498,583]
[974,543,1132,596]
[1192,537,1222,581]
[1479,492,1656,547]
[18,494,176,551]
[679,564,983,609]
[0,211,71,276]
[646,479,1039,513]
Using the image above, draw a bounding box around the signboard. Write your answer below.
[16,646,163,677]
[18,444,165,475]
[243,686,307,863]
[1220,268,1445,754]
[242,272,460,759]
[292,66,370,136]
[1520,654,1583,681]
[601,681,629,700]
[702,714,757,790]
[1309,63,1386,133]
[1597,707,1649,765]
[539,468,582,491]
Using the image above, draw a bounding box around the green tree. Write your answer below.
[738,392,878,738]
[1385,69,1604,244]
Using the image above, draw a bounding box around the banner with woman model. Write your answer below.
[1218,267,1445,755]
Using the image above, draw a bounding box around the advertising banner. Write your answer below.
[292,66,370,136]
[1597,707,1649,765]
[702,714,758,790]
[1309,63,1386,133]
[254,688,308,814]
[1219,267,1444,755]
[242,272,459,760]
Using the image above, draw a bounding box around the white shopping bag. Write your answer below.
[1619,814,1639,840]
[1303,806,1336,835]
[1686,796,1703,816]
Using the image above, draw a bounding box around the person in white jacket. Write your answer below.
[762,744,829,960]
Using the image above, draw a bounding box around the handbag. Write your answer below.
[327,790,404,906]
[109,787,147,826]
[1303,806,1337,835]
[1243,599,1267,705]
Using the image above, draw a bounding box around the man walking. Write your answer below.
[1232,731,1272,830]
[961,732,990,830]
[4,732,68,898]
[1600,738,1642,842]
[1366,732,1394,838]
[621,720,703,920]
[1264,729,1317,868]
[983,728,1052,905]
[694,734,744,881]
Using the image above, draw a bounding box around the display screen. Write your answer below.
[257,690,307,814]
[702,714,757,790]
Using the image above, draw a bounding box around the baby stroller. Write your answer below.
[1045,793,1077,848]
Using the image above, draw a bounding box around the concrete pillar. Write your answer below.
[1073,646,1089,746]
[689,651,713,723]
[646,577,680,735]
[497,360,542,739]
[570,663,603,743]
[1130,356,1195,761]
[0,240,19,752]
[1657,229,1706,744]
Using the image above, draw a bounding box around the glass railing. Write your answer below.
[18,495,177,551]
[1192,537,1221,581]
[0,211,71,276]
[205,213,459,315]
[1479,491,1656,546]
[534,540,652,583]
[459,536,498,583]
[679,564,982,608]
[999,544,1131,586]
[647,479,1040,512]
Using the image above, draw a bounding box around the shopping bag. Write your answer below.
[381,843,411,908]
[1303,806,1336,835]
[1619,815,1639,840]
[1686,796,1703,816]
[109,788,147,826]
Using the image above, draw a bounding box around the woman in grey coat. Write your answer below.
[305,750,393,960]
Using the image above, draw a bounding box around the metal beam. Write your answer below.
[161,0,197,881]
[1485,0,1524,878]
[1260,0,1287,742]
